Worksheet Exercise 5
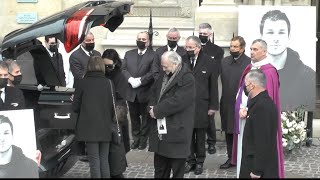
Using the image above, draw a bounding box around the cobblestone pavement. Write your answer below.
[61,138,320,178]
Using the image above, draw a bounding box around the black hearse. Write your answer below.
[0,0,133,177]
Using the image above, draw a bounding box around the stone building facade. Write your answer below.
[0,0,319,137]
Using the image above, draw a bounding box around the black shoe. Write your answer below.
[79,155,89,162]
[138,142,147,150]
[194,164,203,175]
[131,141,139,149]
[219,158,235,169]
[184,162,195,173]
[208,145,216,154]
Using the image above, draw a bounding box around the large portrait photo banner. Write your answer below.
[238,5,316,111]
[0,109,39,178]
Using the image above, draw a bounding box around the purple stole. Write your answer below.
[231,63,284,178]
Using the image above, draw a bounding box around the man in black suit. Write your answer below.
[198,23,224,154]
[182,36,219,175]
[122,31,157,150]
[70,32,101,88]
[240,69,278,178]
[44,35,66,87]
[0,62,25,111]
[153,27,187,80]
[219,36,251,169]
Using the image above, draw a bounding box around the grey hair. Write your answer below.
[161,51,182,65]
[199,23,213,33]
[252,39,268,51]
[0,61,8,71]
[167,27,180,36]
[6,59,20,74]
[186,36,202,48]
[245,69,266,88]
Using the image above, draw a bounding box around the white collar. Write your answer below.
[167,45,178,51]
[251,56,270,69]
[81,45,91,56]
[45,47,54,57]
[0,87,4,92]
[138,48,147,55]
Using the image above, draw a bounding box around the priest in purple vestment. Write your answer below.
[231,39,284,178]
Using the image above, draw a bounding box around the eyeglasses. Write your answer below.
[245,83,251,88]
[106,64,115,69]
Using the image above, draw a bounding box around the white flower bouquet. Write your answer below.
[281,107,307,151]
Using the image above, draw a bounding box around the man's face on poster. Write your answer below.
[0,123,13,153]
[261,19,290,56]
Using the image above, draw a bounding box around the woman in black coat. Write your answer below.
[102,49,129,178]
[72,56,114,178]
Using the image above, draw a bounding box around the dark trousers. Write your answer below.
[225,133,233,158]
[206,115,216,146]
[154,153,186,178]
[128,100,150,143]
[86,142,110,178]
[187,128,206,165]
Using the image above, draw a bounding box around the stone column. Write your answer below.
[195,0,237,48]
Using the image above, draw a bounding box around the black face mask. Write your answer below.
[199,35,209,44]
[167,40,177,49]
[0,78,8,88]
[187,50,195,58]
[243,84,252,97]
[167,72,173,78]
[11,74,22,86]
[85,43,95,51]
[230,51,241,58]
[136,41,146,50]
[49,44,57,53]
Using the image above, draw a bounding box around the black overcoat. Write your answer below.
[240,91,278,178]
[220,54,251,133]
[72,71,113,142]
[148,63,195,159]
[182,51,219,128]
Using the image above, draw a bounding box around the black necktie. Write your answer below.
[190,57,195,71]
[0,91,4,109]
[170,48,174,51]
[139,52,143,56]
[89,52,94,56]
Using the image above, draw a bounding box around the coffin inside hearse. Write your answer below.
[11,47,78,177]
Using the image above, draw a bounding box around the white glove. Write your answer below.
[37,84,44,91]
[134,77,142,88]
[128,77,136,88]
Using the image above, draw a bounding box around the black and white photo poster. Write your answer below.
[0,109,39,178]
[238,6,316,111]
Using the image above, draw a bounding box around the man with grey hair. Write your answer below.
[198,23,224,155]
[148,51,195,178]
[232,39,283,178]
[6,60,22,87]
[182,36,219,175]
[240,69,278,178]
[154,27,187,80]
